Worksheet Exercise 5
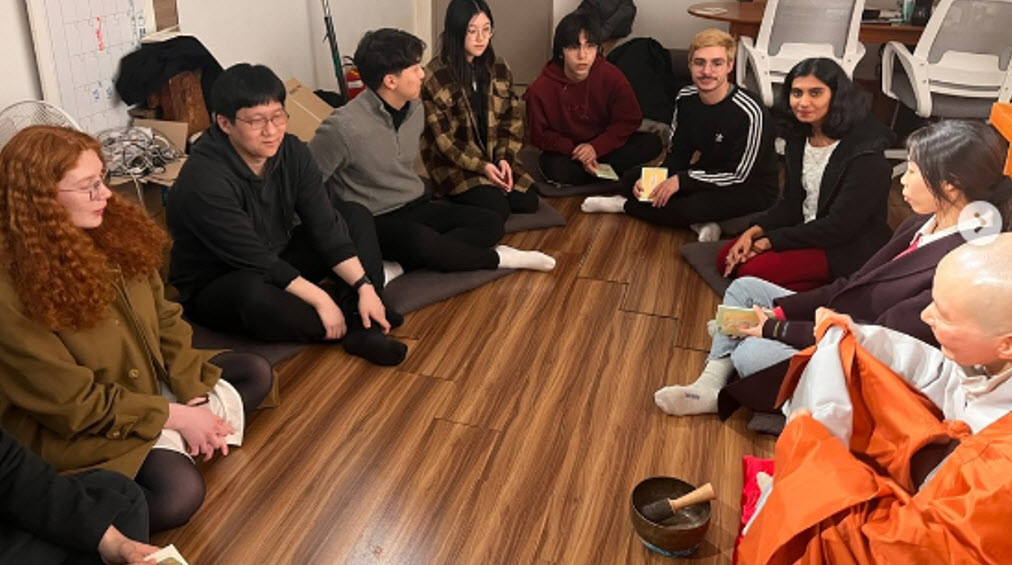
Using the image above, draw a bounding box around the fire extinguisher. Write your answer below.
[343,57,365,100]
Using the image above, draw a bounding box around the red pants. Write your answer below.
[716,239,830,292]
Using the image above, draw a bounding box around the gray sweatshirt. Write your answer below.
[309,89,426,215]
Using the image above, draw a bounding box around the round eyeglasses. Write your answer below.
[235,110,290,131]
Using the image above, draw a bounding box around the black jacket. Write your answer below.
[765,214,964,349]
[168,127,358,301]
[115,35,221,111]
[758,115,893,278]
[0,429,138,556]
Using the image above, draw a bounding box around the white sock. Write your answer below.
[383,261,404,283]
[495,245,556,271]
[654,357,734,416]
[691,222,722,242]
[581,195,627,214]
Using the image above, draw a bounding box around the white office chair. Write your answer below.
[881,0,1012,120]
[737,0,868,106]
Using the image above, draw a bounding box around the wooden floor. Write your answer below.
[153,195,775,564]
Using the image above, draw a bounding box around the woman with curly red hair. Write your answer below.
[0,125,272,533]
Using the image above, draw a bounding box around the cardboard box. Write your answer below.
[133,118,189,153]
[284,78,335,142]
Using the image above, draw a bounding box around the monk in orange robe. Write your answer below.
[738,233,1012,565]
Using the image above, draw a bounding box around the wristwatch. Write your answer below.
[352,274,373,291]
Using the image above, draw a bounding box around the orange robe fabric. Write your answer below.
[738,319,1012,564]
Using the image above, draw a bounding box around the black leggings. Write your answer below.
[185,200,386,343]
[448,185,539,222]
[538,131,663,185]
[135,351,272,533]
[374,197,502,272]
[0,469,149,565]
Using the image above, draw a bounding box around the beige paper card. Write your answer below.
[639,167,668,201]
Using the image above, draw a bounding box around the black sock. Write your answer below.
[386,308,404,329]
[343,327,407,366]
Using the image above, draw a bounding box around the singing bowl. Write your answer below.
[630,476,711,557]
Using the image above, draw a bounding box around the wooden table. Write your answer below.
[687,1,924,45]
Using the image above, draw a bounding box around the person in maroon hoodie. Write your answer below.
[524,12,661,186]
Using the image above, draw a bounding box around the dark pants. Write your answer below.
[448,185,539,222]
[135,351,273,533]
[619,155,778,228]
[374,197,502,272]
[185,200,384,342]
[0,470,149,565]
[538,131,663,185]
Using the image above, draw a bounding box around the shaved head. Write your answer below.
[935,233,1012,335]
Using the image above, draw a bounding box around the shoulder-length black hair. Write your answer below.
[552,12,601,66]
[906,120,1012,216]
[774,57,870,139]
[439,0,496,87]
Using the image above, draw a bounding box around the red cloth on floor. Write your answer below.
[716,239,830,292]
[733,456,775,565]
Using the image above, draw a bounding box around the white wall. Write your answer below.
[2,0,431,111]
[553,0,725,48]
[178,0,428,93]
[2,0,713,110]
[0,0,43,108]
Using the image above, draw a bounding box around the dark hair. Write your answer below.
[774,57,870,139]
[906,120,1012,215]
[210,63,286,121]
[354,28,426,91]
[552,12,601,65]
[439,0,496,88]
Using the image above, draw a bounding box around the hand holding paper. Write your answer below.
[715,304,774,337]
[594,163,619,180]
[638,167,668,202]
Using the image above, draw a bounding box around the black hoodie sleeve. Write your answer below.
[289,141,358,269]
[0,430,132,553]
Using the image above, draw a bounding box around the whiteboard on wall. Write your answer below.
[26,0,155,134]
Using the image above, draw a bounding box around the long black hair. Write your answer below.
[439,0,496,89]
[906,120,1012,221]
[774,57,870,139]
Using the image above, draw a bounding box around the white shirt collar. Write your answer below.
[913,216,961,247]
[955,363,1012,433]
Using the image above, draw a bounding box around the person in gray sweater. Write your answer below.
[309,28,555,274]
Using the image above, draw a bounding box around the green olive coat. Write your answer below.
[421,56,535,195]
[0,268,220,477]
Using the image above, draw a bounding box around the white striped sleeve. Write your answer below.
[686,90,764,187]
[668,85,697,146]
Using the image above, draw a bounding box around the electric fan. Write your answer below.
[0,100,82,148]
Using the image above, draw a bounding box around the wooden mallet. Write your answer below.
[640,482,716,523]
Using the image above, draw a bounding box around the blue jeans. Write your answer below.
[709,277,799,377]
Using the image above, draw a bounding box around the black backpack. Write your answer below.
[607,38,685,124]
[576,0,637,41]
